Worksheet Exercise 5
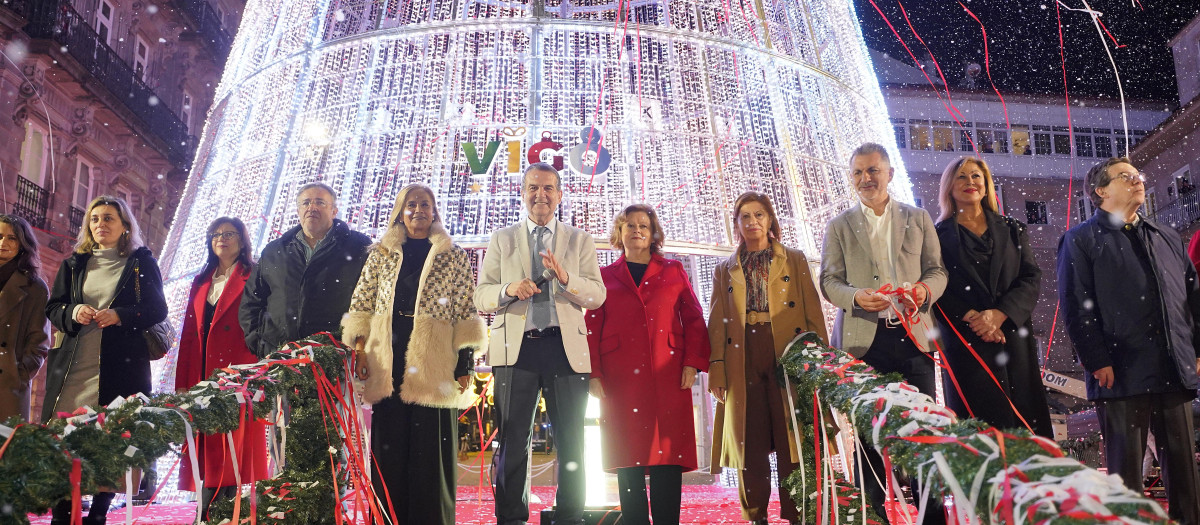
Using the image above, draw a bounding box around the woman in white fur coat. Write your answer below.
[341,183,485,524]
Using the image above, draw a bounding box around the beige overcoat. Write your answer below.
[708,241,828,469]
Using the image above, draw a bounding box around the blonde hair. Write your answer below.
[75,195,145,256]
[609,204,664,255]
[937,157,999,222]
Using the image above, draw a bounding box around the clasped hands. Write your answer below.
[74,305,122,328]
[354,337,471,392]
[963,308,1007,344]
[505,251,569,300]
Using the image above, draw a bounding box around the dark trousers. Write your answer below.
[857,321,945,525]
[1097,391,1200,525]
[199,486,238,521]
[739,323,801,522]
[371,396,457,525]
[51,492,115,525]
[616,465,683,525]
[492,331,589,525]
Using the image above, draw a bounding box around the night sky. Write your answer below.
[854,0,1200,104]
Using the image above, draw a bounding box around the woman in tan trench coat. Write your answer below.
[708,192,828,525]
[0,215,51,422]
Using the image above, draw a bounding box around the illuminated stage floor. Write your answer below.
[27,452,914,524]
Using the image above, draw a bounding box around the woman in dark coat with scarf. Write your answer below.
[933,157,1052,437]
[174,217,269,519]
[0,214,51,422]
[43,196,168,525]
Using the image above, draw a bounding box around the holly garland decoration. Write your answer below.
[0,333,359,525]
[778,332,1172,524]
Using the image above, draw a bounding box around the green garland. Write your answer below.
[0,333,354,525]
[777,332,1171,523]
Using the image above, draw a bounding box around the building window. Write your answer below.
[19,122,50,187]
[993,182,1006,213]
[1116,137,1128,158]
[1075,135,1093,157]
[1074,191,1095,222]
[1095,136,1112,158]
[1053,134,1072,155]
[1012,125,1030,155]
[913,197,924,208]
[72,160,94,236]
[1034,133,1051,155]
[1026,201,1048,225]
[893,124,906,149]
[958,129,973,152]
[909,120,931,151]
[933,121,954,152]
[96,0,114,46]
[134,36,151,82]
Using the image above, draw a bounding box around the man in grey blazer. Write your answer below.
[475,162,606,525]
[819,142,948,524]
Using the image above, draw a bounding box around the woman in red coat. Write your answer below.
[174,217,269,519]
[586,204,710,525]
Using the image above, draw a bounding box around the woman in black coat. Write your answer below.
[43,196,168,525]
[933,157,1053,438]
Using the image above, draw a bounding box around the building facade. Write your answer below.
[0,0,243,279]
[0,0,243,417]
[1131,14,1200,239]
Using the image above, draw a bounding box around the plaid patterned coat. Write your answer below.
[341,221,485,407]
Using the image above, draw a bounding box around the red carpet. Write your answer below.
[27,485,811,524]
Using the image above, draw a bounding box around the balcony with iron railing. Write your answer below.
[14,176,49,230]
[173,0,234,63]
[1149,189,1200,232]
[6,0,196,169]
[69,205,84,238]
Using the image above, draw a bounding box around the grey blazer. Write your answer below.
[474,219,607,373]
[819,199,948,357]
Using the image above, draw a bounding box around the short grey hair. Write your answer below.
[296,182,337,205]
[849,142,891,166]
[523,162,561,189]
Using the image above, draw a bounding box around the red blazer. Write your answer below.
[585,255,709,471]
[175,263,269,489]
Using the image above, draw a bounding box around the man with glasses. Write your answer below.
[240,182,372,357]
[1059,157,1200,524]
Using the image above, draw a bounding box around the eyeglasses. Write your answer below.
[211,231,239,241]
[1111,171,1146,184]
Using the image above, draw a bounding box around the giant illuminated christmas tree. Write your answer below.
[157,0,910,351]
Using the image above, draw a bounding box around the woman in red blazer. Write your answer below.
[585,204,710,525]
[174,217,269,518]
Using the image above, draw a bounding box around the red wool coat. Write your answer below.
[585,255,710,472]
[175,263,270,490]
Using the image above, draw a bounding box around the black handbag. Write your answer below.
[133,259,174,360]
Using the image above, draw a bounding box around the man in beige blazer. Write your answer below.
[475,162,606,525]
[819,142,948,524]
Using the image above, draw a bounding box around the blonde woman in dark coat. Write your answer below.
[0,215,51,422]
